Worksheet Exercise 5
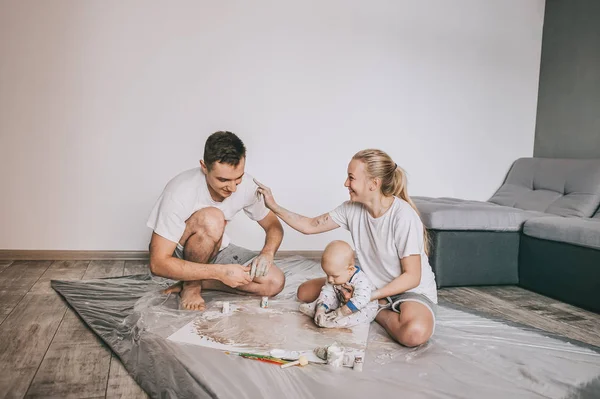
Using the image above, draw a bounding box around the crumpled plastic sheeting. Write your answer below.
[51,256,600,399]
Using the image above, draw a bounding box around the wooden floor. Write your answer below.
[0,259,599,399]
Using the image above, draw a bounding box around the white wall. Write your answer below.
[0,0,545,251]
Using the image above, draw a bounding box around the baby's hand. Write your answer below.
[315,308,345,328]
[315,311,327,327]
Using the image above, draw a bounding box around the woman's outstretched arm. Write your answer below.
[254,178,339,235]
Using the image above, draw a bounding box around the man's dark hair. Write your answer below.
[203,131,246,170]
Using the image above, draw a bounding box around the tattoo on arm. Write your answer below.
[312,214,329,227]
[273,207,334,234]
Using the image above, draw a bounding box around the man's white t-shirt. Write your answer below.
[329,197,438,303]
[146,167,269,250]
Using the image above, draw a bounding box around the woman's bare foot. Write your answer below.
[180,281,206,311]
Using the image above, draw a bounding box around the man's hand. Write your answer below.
[249,253,273,279]
[219,264,252,288]
[253,178,277,210]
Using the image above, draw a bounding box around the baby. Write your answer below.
[299,240,379,328]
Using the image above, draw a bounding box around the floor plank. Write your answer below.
[439,286,600,347]
[0,261,13,274]
[124,260,149,276]
[105,356,149,399]
[84,260,125,279]
[25,261,126,399]
[477,286,600,337]
[25,311,113,399]
[30,260,90,295]
[0,261,52,325]
[0,292,67,398]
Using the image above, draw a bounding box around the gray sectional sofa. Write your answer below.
[414,158,600,313]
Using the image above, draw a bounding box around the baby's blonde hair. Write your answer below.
[322,240,354,269]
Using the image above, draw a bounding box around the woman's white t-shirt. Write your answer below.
[329,197,438,303]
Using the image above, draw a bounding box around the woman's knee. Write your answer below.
[296,278,326,303]
[187,207,226,241]
[396,320,432,348]
[296,283,312,303]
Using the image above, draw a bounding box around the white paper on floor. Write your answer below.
[167,296,370,364]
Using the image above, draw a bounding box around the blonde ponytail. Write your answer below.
[391,167,430,256]
[353,149,430,256]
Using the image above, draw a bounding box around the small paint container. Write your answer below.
[260,296,269,308]
[326,345,344,368]
[222,301,230,314]
[353,355,364,372]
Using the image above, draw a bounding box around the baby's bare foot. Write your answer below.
[299,301,317,317]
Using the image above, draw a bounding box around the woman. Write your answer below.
[255,149,437,347]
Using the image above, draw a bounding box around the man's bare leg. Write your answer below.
[180,233,222,310]
[163,207,225,310]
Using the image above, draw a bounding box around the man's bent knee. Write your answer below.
[187,207,226,241]
[259,269,285,297]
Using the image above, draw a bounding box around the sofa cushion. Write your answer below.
[488,158,600,218]
[523,216,600,250]
[414,197,547,231]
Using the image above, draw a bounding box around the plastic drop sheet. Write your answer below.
[51,256,600,399]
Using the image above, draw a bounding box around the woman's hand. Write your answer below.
[370,289,383,301]
[254,178,277,210]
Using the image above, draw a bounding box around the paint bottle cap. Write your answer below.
[260,296,269,308]
[353,355,364,371]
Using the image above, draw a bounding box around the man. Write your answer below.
[147,131,285,310]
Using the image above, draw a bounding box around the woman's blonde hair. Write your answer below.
[352,149,430,256]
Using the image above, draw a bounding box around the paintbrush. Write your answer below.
[238,353,289,365]
[238,352,287,363]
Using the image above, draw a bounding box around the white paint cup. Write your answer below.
[326,344,344,367]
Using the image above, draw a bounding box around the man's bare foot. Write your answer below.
[180,281,206,311]
[163,281,183,294]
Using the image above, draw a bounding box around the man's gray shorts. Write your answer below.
[174,243,258,266]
